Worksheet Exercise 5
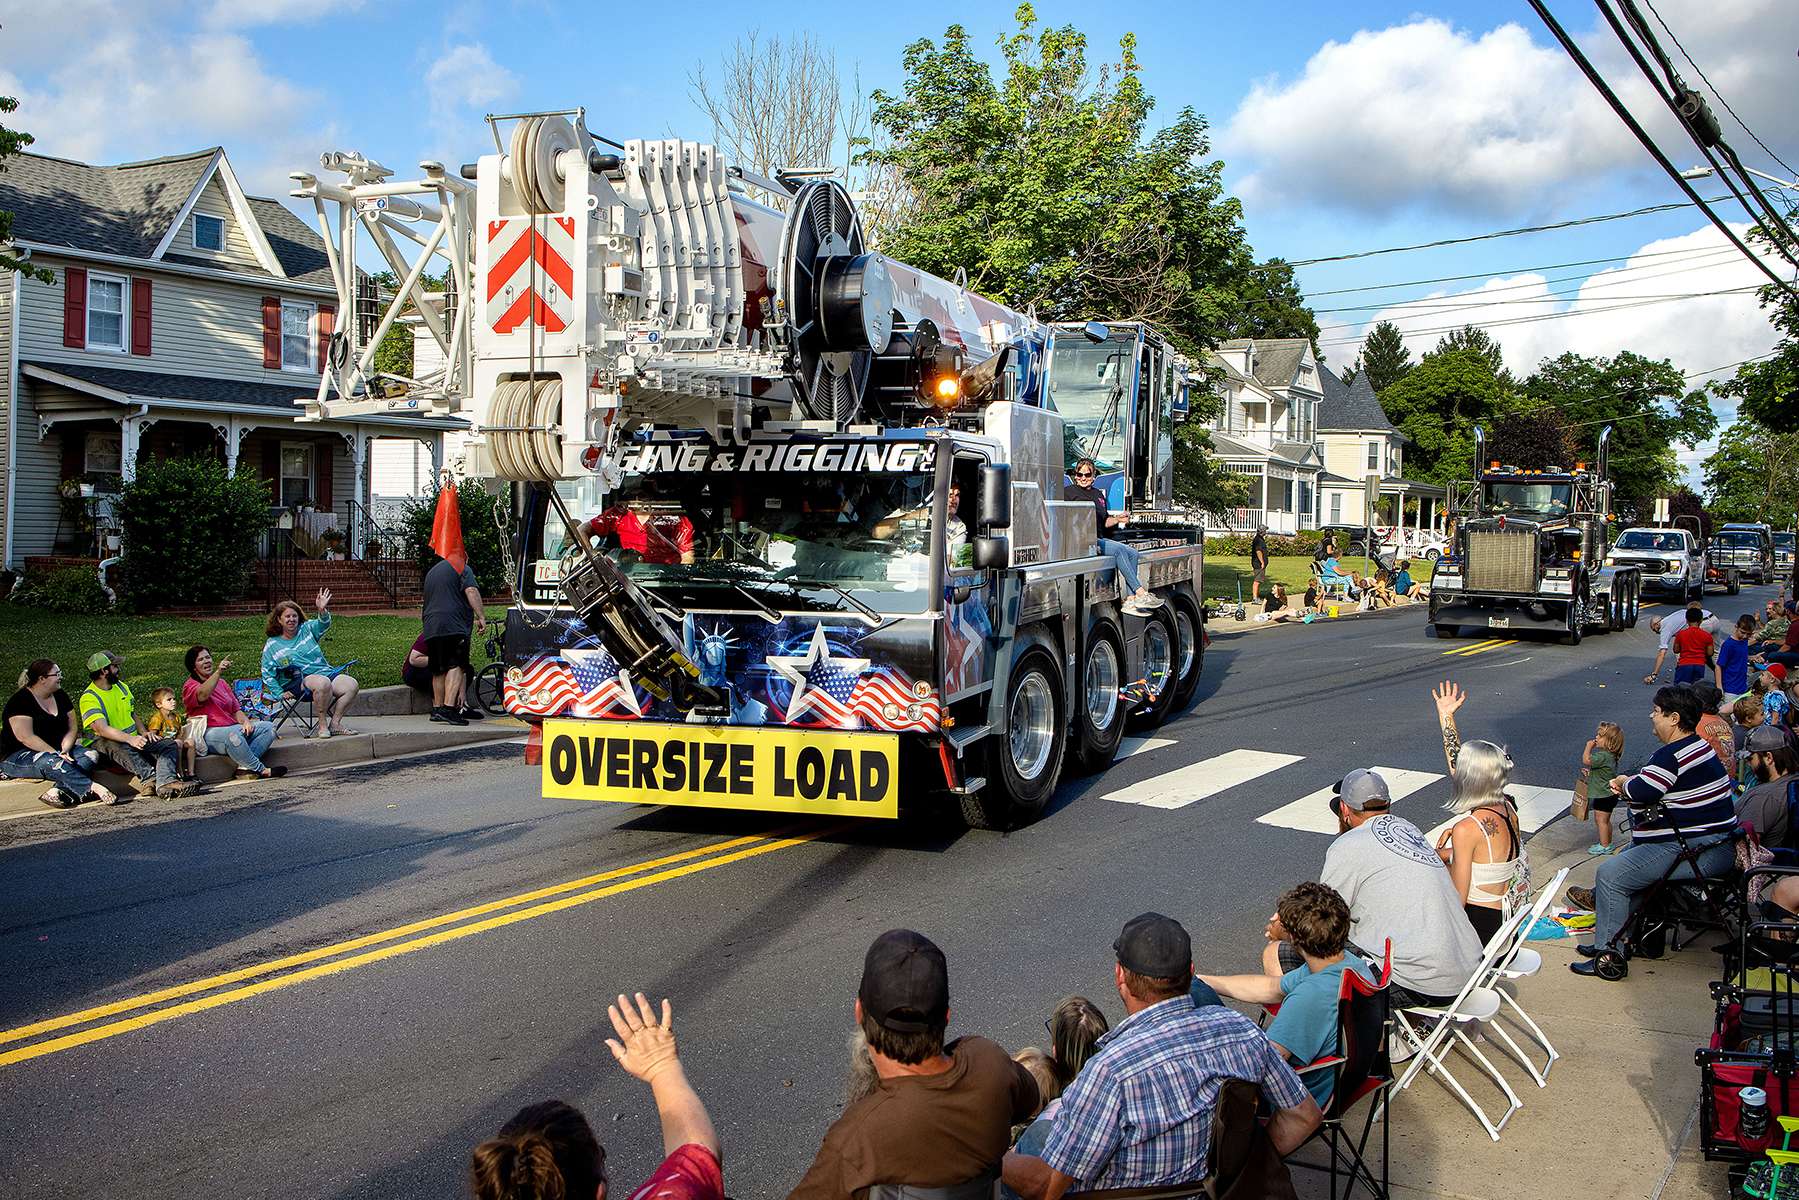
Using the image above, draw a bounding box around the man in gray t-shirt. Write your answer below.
[1315,769,1482,1006]
[420,556,487,725]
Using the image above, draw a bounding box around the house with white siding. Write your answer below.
[1201,337,1324,535]
[0,147,466,572]
[1315,364,1446,547]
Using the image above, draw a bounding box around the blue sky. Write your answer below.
[3,0,1793,480]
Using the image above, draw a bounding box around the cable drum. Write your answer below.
[485,377,565,481]
[507,116,579,214]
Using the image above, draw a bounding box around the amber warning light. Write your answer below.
[931,376,961,406]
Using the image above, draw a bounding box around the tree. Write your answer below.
[1339,356,1362,387]
[1668,486,1713,541]
[1716,192,1799,433]
[1433,325,1511,386]
[1214,257,1320,348]
[1488,408,1575,470]
[0,96,50,283]
[1703,416,1799,525]
[1378,347,1512,485]
[1358,321,1412,396]
[118,458,271,610]
[1519,351,1715,523]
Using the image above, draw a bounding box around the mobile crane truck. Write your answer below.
[294,112,1206,829]
[1429,426,1642,645]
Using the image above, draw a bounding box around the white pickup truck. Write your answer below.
[1608,527,1705,601]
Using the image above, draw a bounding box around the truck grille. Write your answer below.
[1466,529,1537,592]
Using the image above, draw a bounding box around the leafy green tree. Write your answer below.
[1703,416,1799,525]
[1378,347,1512,485]
[1359,320,1412,396]
[1489,407,1575,470]
[0,97,50,283]
[1718,193,1799,434]
[1215,258,1320,348]
[366,269,447,380]
[119,458,272,610]
[399,480,507,593]
[1434,325,1511,386]
[1519,351,1714,522]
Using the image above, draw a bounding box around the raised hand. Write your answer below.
[605,992,680,1083]
[1432,680,1466,723]
[315,587,332,612]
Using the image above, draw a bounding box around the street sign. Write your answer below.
[1654,496,1670,524]
[1364,473,1380,514]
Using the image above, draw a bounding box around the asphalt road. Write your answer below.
[0,585,1777,1200]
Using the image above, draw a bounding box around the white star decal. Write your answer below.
[766,624,868,723]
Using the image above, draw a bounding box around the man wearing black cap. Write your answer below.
[788,930,1038,1200]
[1739,724,1799,850]
[1003,914,1318,1199]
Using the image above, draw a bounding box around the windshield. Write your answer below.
[1616,531,1687,551]
[1049,332,1133,473]
[1777,533,1795,549]
[1716,530,1764,548]
[527,464,951,614]
[1484,480,1573,517]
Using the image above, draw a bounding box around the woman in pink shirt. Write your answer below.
[183,645,286,780]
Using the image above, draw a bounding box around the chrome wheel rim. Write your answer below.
[1085,640,1120,731]
[1144,621,1173,693]
[1175,609,1197,682]
[1009,671,1057,782]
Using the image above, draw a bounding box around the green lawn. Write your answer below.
[1201,554,1378,605]
[0,604,508,702]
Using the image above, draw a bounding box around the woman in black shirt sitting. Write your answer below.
[0,659,119,808]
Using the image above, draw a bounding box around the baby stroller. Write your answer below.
[1587,799,1744,981]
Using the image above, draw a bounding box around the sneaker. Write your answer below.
[431,706,468,726]
[1134,589,1166,608]
[1566,885,1596,912]
[156,780,198,799]
[1586,843,1616,856]
[269,765,288,778]
[1121,598,1151,617]
[458,707,486,721]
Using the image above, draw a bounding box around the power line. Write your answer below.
[1640,0,1797,179]
[1525,0,1797,298]
[1315,283,1763,346]
[1307,248,1743,316]
[1280,193,1738,268]
[1301,243,1733,297]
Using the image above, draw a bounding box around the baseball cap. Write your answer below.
[858,930,949,1033]
[1746,725,1791,754]
[1329,768,1392,818]
[1770,664,1790,682]
[1113,912,1191,978]
[85,651,118,674]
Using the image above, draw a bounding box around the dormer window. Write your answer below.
[193,213,224,252]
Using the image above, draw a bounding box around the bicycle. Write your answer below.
[470,625,508,717]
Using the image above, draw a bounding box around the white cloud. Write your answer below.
[201,0,364,27]
[1224,3,1799,217]
[424,43,516,156]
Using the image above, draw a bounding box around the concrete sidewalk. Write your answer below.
[1293,813,1729,1199]
[0,685,524,820]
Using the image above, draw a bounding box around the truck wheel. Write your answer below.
[1729,573,1741,595]
[1562,599,1584,646]
[1623,579,1640,628]
[1069,620,1128,775]
[964,646,1066,830]
[1168,596,1205,710]
[1127,608,1182,732]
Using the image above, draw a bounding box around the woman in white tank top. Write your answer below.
[1432,683,1523,946]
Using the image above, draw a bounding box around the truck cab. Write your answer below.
[1609,527,1704,601]
[1712,523,1776,585]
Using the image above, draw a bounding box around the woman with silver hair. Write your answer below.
[1431,681,1524,944]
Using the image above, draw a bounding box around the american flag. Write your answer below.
[506,657,580,716]
[566,646,641,718]
[786,652,865,727]
[849,667,941,732]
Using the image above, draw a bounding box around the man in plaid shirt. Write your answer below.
[1003,914,1320,1199]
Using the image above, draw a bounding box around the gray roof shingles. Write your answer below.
[1317,365,1397,433]
[0,149,334,288]
[1220,337,1311,389]
[27,360,317,412]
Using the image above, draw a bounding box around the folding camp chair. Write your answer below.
[1387,907,1530,1141]
[1289,941,1394,1200]
[1478,866,1573,1088]
[267,666,317,737]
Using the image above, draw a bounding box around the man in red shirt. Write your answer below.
[586,500,696,564]
[1672,605,1716,684]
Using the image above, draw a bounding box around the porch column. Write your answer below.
[119,413,155,483]
[347,430,369,556]
[429,434,444,480]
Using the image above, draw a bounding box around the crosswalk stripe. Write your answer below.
[1255,767,1444,834]
[1117,737,1176,759]
[1103,749,1303,810]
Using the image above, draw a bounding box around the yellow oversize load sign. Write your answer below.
[541,721,900,818]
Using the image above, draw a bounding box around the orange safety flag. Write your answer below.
[429,479,467,574]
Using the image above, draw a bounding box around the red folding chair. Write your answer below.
[1289,941,1394,1200]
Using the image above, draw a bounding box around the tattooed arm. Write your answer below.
[1432,681,1466,774]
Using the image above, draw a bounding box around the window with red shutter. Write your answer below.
[316,304,335,373]
[131,278,153,355]
[63,268,87,349]
[261,296,281,369]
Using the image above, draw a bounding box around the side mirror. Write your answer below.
[978,463,1011,531]
[973,535,1009,570]
[1082,320,1110,344]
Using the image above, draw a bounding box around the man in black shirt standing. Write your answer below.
[1065,458,1161,616]
[1250,524,1270,602]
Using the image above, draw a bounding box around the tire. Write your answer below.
[1168,596,1205,710]
[1729,573,1741,595]
[1346,540,1366,557]
[473,662,506,716]
[1623,578,1640,629]
[1595,950,1628,981]
[1562,594,1584,646]
[1425,548,1441,562]
[1127,607,1181,732]
[1596,590,1614,635]
[1068,619,1128,775]
[963,645,1066,830]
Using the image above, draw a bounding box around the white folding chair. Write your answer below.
[1477,866,1572,1089]
[1386,907,1529,1141]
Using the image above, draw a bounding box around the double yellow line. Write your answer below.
[1441,637,1520,658]
[0,825,833,1070]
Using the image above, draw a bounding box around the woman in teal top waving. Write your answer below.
[262,588,361,738]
